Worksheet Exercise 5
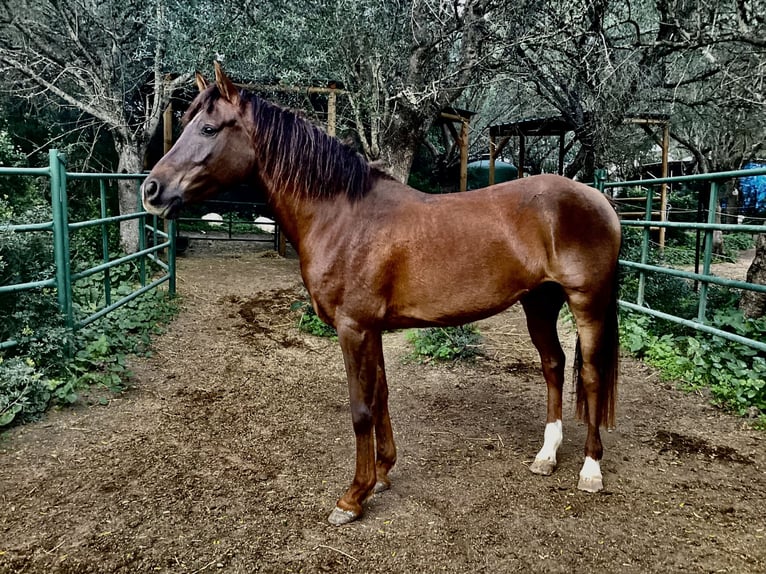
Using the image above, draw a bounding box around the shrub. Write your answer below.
[0,198,61,349]
[619,309,766,421]
[0,357,51,426]
[292,301,337,338]
[406,324,482,362]
[0,287,177,429]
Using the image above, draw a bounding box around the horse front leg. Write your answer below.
[372,351,396,494]
[328,324,384,525]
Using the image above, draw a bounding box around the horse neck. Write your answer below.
[257,178,322,254]
[244,98,368,255]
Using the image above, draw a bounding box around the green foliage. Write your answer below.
[291,301,337,338]
[619,225,749,331]
[0,129,40,209]
[618,189,766,424]
[0,357,50,426]
[406,325,482,363]
[723,232,755,255]
[0,288,177,428]
[1,151,179,429]
[619,309,766,421]
[0,196,61,349]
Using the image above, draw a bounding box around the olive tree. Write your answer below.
[0,0,233,251]
[223,0,539,183]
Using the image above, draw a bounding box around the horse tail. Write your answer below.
[574,268,620,428]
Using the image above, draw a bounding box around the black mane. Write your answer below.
[185,86,379,201]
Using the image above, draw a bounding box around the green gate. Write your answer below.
[0,149,176,351]
[596,166,766,353]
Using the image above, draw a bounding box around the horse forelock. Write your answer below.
[183,85,373,201]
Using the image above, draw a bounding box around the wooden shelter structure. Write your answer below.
[436,107,477,193]
[488,112,672,245]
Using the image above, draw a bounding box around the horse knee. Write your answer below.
[541,351,565,378]
[350,404,373,434]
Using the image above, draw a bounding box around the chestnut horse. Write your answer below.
[142,63,621,525]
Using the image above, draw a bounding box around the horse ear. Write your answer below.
[195,72,208,93]
[214,61,240,106]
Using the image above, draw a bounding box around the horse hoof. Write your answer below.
[529,458,556,476]
[373,480,390,494]
[328,506,359,526]
[577,475,603,493]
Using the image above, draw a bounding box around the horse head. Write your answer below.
[141,62,256,219]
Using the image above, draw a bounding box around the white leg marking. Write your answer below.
[529,420,562,476]
[537,420,563,462]
[577,456,604,492]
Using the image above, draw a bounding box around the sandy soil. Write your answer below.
[1,247,765,574]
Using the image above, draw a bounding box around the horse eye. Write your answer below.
[201,125,218,136]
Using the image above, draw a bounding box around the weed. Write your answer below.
[406,324,482,363]
[291,301,337,338]
[619,309,766,423]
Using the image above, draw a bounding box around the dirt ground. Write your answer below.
[1,243,765,574]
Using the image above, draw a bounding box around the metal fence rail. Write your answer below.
[0,149,176,352]
[596,166,766,353]
[176,199,280,249]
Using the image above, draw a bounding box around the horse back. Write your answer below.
[302,174,620,329]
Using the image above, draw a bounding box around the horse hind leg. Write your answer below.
[521,283,567,477]
[567,290,619,493]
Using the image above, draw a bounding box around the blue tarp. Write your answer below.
[739,162,766,214]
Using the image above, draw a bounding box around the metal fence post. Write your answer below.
[697,181,718,322]
[49,149,74,330]
[99,180,112,306]
[136,181,147,287]
[636,187,654,307]
[594,169,607,194]
[167,219,177,295]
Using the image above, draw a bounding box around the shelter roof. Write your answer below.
[489,112,670,138]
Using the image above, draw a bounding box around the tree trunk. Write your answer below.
[115,141,145,253]
[380,143,417,185]
[378,106,432,184]
[740,230,766,319]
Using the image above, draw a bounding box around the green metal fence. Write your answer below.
[596,166,766,353]
[0,149,176,352]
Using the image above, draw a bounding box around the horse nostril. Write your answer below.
[142,179,161,203]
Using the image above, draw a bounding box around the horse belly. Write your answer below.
[385,250,538,328]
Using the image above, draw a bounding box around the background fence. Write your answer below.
[3,151,764,355]
[175,198,283,254]
[596,166,766,353]
[0,149,176,352]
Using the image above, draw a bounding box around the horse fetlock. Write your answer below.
[531,420,562,476]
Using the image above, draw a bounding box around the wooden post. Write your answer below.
[459,120,468,192]
[518,134,526,179]
[659,122,669,249]
[327,90,337,137]
[489,134,496,186]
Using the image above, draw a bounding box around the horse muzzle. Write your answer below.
[141,178,183,219]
